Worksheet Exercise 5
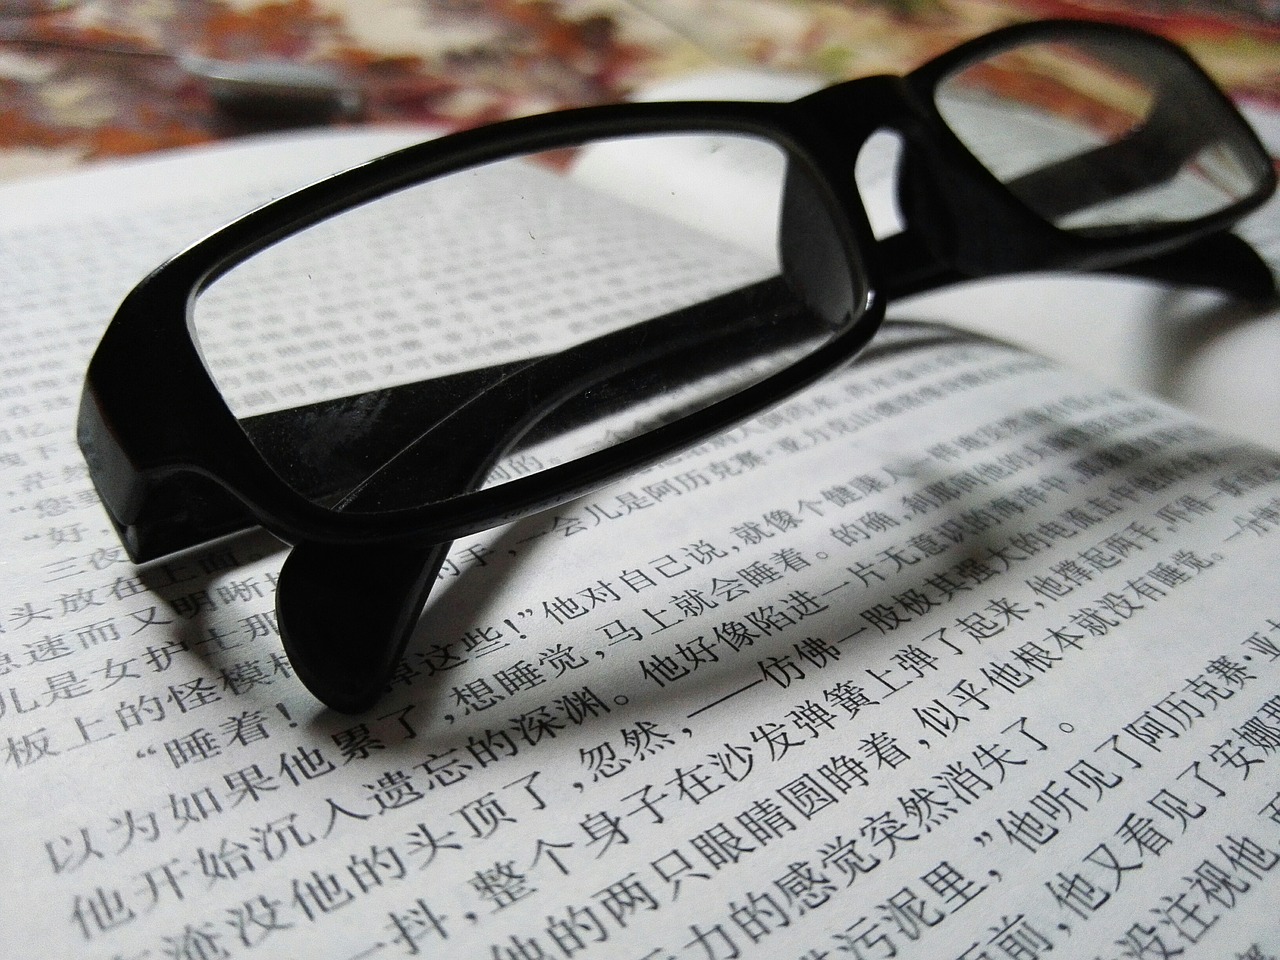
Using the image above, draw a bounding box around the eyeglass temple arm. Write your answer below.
[877,227,1277,303]
[1106,231,1276,299]
[883,131,1274,303]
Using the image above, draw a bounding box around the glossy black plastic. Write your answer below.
[78,19,1277,712]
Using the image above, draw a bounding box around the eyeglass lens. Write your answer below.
[190,133,862,514]
[933,33,1271,233]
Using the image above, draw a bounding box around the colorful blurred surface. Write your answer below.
[1,0,1276,181]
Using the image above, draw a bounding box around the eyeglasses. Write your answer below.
[78,19,1276,713]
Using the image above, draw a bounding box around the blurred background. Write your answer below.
[1,0,1277,183]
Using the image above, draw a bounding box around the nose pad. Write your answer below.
[777,161,857,331]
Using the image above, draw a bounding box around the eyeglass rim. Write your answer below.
[80,101,887,557]
[78,17,1277,562]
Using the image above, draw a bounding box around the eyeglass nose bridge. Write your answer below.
[784,73,969,303]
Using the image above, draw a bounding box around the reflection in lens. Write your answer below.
[192,133,862,513]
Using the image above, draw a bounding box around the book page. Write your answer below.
[2,129,1279,960]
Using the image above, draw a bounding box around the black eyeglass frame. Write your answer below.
[78,18,1277,710]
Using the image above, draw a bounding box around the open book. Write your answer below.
[2,115,1279,960]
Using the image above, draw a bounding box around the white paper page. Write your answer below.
[2,130,1280,960]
